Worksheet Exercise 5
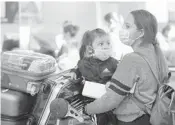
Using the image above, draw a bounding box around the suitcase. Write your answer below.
[29,69,92,125]
[1,88,36,117]
[1,114,29,125]
[1,50,57,95]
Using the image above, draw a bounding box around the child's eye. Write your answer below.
[99,43,103,46]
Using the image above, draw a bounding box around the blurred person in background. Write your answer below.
[104,12,133,61]
[162,23,175,66]
[156,25,170,52]
[55,21,80,70]
[30,31,58,58]
[2,33,20,52]
[162,24,171,41]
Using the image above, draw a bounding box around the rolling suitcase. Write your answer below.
[1,88,36,117]
[1,88,36,125]
[1,50,57,96]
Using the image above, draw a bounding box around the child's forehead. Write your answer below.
[93,35,110,43]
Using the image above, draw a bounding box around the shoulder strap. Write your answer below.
[135,52,161,85]
[131,52,161,115]
[131,96,150,114]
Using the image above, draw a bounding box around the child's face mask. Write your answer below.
[92,36,112,61]
[93,49,112,61]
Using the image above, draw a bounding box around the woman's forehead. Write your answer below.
[124,14,136,27]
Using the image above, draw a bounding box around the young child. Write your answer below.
[72,28,118,84]
[72,28,118,125]
[50,28,118,125]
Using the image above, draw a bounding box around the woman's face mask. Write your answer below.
[119,28,143,46]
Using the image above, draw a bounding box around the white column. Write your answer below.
[0,2,5,18]
[95,2,102,28]
[19,26,31,50]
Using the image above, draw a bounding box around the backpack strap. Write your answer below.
[135,52,161,85]
[131,96,150,114]
[131,52,161,115]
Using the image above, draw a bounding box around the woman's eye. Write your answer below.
[124,23,130,29]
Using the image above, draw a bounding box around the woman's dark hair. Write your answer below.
[131,9,169,83]
[79,28,108,59]
[63,21,79,37]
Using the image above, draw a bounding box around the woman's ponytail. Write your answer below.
[153,39,169,83]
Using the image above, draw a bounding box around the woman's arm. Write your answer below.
[85,87,125,115]
[84,53,140,115]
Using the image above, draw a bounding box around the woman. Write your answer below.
[83,9,169,125]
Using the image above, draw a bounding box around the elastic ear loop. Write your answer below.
[135,29,144,41]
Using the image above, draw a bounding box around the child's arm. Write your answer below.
[69,66,81,79]
[63,63,81,80]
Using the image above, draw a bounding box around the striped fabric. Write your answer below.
[108,78,131,96]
